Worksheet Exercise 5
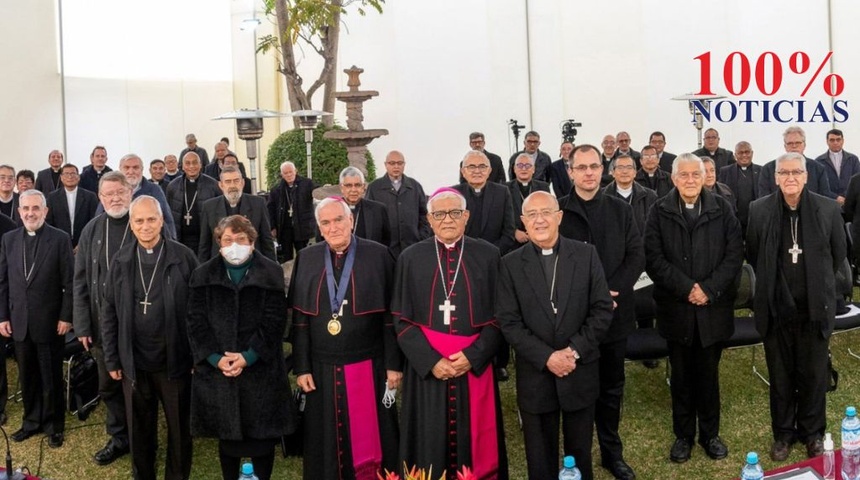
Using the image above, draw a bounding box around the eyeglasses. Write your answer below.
[0,175,14,182]
[430,209,465,221]
[515,163,534,170]
[100,190,129,199]
[523,209,559,222]
[613,165,636,171]
[785,141,804,148]
[675,172,703,180]
[704,135,719,140]
[776,169,806,178]
[61,172,79,177]
[525,139,540,144]
[385,161,405,166]
[641,154,658,159]
[570,164,602,172]
[464,164,489,172]
[735,150,752,155]
[617,138,631,143]
[341,182,364,189]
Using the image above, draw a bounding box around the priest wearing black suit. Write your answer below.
[393,188,508,479]
[462,132,506,184]
[650,131,677,173]
[548,142,574,197]
[335,166,391,248]
[497,191,614,480]
[454,150,516,255]
[198,166,275,262]
[45,164,99,248]
[719,141,761,235]
[558,145,645,480]
[508,131,552,183]
[507,153,550,250]
[692,128,736,170]
[34,149,65,194]
[365,151,431,256]
[635,145,673,198]
[266,161,317,262]
[291,197,402,480]
[758,126,836,200]
[167,152,221,255]
[0,189,73,448]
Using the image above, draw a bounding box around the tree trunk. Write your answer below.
[275,0,309,128]
[321,0,341,127]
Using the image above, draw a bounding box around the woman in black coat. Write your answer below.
[187,215,295,480]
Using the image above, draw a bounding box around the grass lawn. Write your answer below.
[5,322,859,479]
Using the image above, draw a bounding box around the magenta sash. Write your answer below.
[344,360,382,480]
[421,327,499,480]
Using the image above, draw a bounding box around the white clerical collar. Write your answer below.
[519,181,530,187]
[0,193,13,203]
[26,230,36,236]
[616,185,633,198]
[436,236,462,249]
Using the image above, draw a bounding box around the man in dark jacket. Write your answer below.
[267,161,316,262]
[558,145,645,480]
[814,128,860,204]
[0,190,73,449]
[692,128,736,169]
[604,155,658,237]
[644,153,743,464]
[455,151,516,255]
[167,152,221,254]
[73,172,133,465]
[507,153,550,250]
[635,145,672,198]
[79,146,113,194]
[45,163,99,249]
[334,166,391,248]
[548,142,574,196]
[758,126,836,199]
[508,130,552,182]
[719,141,761,236]
[34,149,65,194]
[365,151,431,256]
[102,195,198,480]
[746,152,846,461]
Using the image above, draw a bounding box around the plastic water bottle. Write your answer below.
[740,452,764,480]
[843,406,860,480]
[558,455,581,480]
[823,432,836,480]
[239,462,260,480]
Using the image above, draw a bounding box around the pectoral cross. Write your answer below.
[184,213,193,226]
[439,300,456,325]
[338,299,347,316]
[140,296,152,315]
[288,207,293,217]
[789,243,802,264]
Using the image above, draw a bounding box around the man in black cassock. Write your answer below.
[558,145,645,480]
[335,166,392,247]
[290,196,402,480]
[393,188,508,480]
[497,191,614,480]
[102,195,198,480]
[266,160,316,262]
[0,190,73,449]
[507,153,550,250]
[73,172,133,465]
[0,211,16,427]
[746,152,846,461]
[166,152,221,254]
[644,153,743,464]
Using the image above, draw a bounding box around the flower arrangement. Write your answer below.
[377,464,476,480]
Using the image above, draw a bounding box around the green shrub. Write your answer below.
[265,123,376,189]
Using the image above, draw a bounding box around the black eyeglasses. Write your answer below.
[430,209,465,220]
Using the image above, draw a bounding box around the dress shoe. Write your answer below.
[48,433,64,449]
[10,427,41,442]
[700,436,729,460]
[806,437,824,458]
[670,438,692,463]
[495,367,509,382]
[771,440,791,462]
[603,459,636,479]
[642,360,659,369]
[94,440,130,466]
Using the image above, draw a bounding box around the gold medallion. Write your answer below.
[327,316,342,335]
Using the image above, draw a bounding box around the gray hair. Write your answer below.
[219,165,241,180]
[734,141,752,152]
[521,191,558,215]
[129,195,163,218]
[700,156,716,167]
[461,150,490,166]
[339,166,365,184]
[19,189,47,207]
[99,171,130,191]
[672,153,705,176]
[609,154,634,173]
[314,196,352,223]
[280,161,296,172]
[775,152,806,172]
[426,190,467,212]
[119,154,143,168]
[515,153,533,165]
[783,126,806,142]
[185,133,197,142]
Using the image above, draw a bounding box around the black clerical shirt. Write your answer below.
[779,205,808,315]
[133,242,167,371]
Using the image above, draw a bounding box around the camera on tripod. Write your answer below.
[561,119,582,144]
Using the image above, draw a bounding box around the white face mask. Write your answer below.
[220,243,252,265]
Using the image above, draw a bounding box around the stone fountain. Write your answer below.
[324,66,388,176]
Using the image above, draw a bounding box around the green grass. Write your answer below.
[5,321,860,479]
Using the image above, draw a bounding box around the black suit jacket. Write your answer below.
[496,238,613,413]
[509,150,552,183]
[35,168,62,194]
[365,175,431,256]
[658,151,678,173]
[453,182,516,255]
[45,187,99,247]
[758,157,836,199]
[548,159,572,197]
[0,224,74,343]
[719,163,761,200]
[350,198,392,247]
[198,195,276,262]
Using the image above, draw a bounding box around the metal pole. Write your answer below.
[305,128,314,178]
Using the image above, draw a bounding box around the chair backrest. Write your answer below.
[734,263,756,311]
[836,257,853,299]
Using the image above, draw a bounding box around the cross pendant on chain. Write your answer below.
[184,213,193,226]
[439,299,456,325]
[140,295,152,315]
[789,243,802,264]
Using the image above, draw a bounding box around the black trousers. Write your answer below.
[0,338,8,415]
[667,337,723,442]
[123,370,192,480]
[15,334,65,435]
[596,339,628,464]
[634,285,656,330]
[763,321,829,444]
[521,406,595,480]
[91,345,129,447]
[277,226,309,263]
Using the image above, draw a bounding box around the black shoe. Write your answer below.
[700,436,728,460]
[806,438,824,458]
[94,440,130,466]
[642,360,659,369]
[771,440,791,461]
[495,367,509,382]
[48,433,64,449]
[10,427,41,442]
[0,412,6,426]
[604,459,636,479]
[670,438,692,463]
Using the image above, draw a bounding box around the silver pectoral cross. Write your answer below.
[789,243,803,264]
[288,207,293,217]
[140,296,152,315]
[439,299,456,325]
[184,213,193,226]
